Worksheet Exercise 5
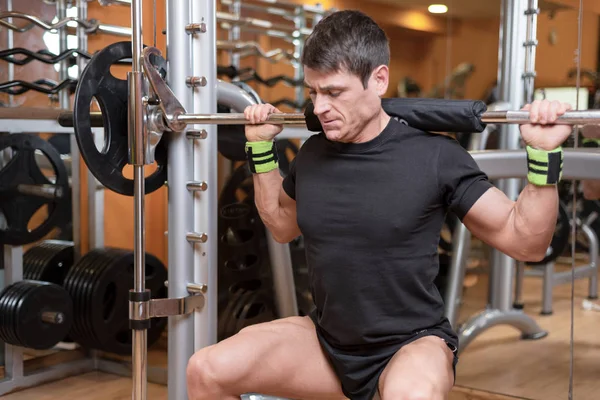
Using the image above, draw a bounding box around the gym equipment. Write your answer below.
[0,280,73,350]
[73,41,169,196]
[0,133,71,245]
[23,240,74,285]
[62,247,168,355]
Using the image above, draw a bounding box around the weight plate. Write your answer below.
[0,283,21,345]
[233,290,276,333]
[73,41,168,196]
[79,249,124,348]
[71,248,123,348]
[23,240,74,285]
[16,281,73,350]
[63,247,167,354]
[89,250,167,354]
[0,134,70,245]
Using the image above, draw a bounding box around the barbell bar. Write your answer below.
[2,106,599,131]
[177,110,600,126]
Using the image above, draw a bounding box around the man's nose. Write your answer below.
[313,95,331,116]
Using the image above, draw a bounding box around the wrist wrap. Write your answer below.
[245,140,279,173]
[526,145,563,186]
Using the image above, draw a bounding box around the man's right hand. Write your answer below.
[244,103,284,142]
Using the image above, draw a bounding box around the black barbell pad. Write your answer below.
[304,98,488,133]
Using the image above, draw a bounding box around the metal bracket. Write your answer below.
[142,46,187,132]
[129,283,206,321]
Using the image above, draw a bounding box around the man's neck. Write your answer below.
[353,110,391,143]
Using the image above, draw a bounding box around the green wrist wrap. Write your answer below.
[245,140,279,173]
[526,145,563,186]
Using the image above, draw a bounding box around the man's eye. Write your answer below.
[329,92,340,97]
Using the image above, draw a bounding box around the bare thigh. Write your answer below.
[377,335,455,400]
[188,316,347,400]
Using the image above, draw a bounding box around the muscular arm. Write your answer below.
[462,184,558,262]
[252,169,301,243]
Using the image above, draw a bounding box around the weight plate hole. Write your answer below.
[33,149,56,181]
[28,204,49,232]
[103,282,117,321]
[110,64,128,81]
[221,229,254,245]
[229,279,262,293]
[121,162,159,179]
[236,302,266,319]
[89,97,110,154]
[225,254,258,271]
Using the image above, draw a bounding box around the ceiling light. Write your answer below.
[428,4,448,14]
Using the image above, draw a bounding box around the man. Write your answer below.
[187,10,572,400]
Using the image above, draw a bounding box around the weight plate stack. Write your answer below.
[0,280,73,350]
[62,247,168,355]
[217,141,315,340]
[23,240,74,285]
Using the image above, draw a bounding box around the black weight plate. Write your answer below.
[16,281,73,349]
[24,240,74,284]
[73,41,168,196]
[39,241,74,284]
[61,250,87,341]
[219,289,253,341]
[2,283,21,346]
[91,250,167,354]
[8,281,38,347]
[84,249,130,350]
[527,201,571,266]
[233,290,276,334]
[62,254,85,341]
[0,134,70,245]
[63,249,108,344]
[23,245,51,281]
[72,248,124,348]
[0,283,21,345]
[10,281,41,347]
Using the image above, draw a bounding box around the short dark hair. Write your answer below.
[301,10,390,88]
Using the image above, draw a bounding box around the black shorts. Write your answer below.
[310,313,459,400]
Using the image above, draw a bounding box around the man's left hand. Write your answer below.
[520,99,573,150]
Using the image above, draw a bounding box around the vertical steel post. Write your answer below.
[166,1,195,398]
[492,0,528,311]
[129,0,147,398]
[191,0,218,348]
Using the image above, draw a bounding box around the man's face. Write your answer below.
[304,65,388,143]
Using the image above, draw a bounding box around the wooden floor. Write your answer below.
[3,262,600,400]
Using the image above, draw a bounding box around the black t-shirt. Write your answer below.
[282,118,492,348]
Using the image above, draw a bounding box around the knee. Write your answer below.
[186,347,233,399]
[380,384,446,400]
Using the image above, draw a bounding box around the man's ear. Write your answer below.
[371,65,390,96]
